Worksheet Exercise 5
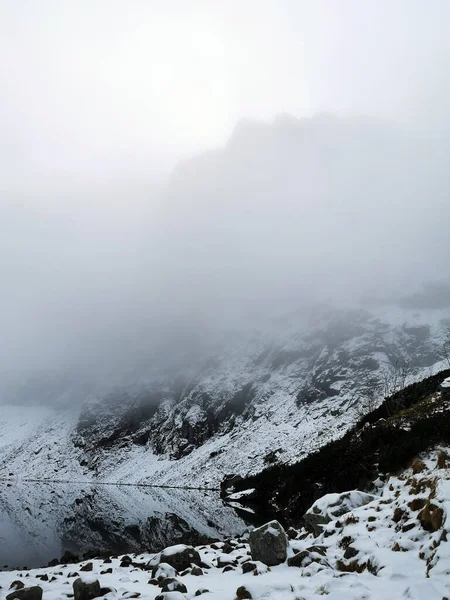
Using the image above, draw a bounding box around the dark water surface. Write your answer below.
[0,482,249,569]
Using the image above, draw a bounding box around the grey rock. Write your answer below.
[6,586,43,600]
[236,586,252,599]
[160,545,201,571]
[248,520,288,566]
[159,578,187,594]
[73,577,101,600]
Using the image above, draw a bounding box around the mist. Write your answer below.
[2,1,450,395]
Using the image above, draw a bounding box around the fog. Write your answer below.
[2,1,450,390]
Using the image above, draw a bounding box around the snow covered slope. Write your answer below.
[1,446,450,599]
[1,305,449,488]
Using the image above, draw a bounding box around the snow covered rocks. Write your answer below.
[6,587,43,600]
[248,520,288,565]
[73,577,101,600]
[158,545,201,572]
[304,490,376,536]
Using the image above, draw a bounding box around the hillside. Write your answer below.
[1,305,449,488]
[227,368,450,525]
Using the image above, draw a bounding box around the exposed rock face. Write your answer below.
[6,587,43,600]
[304,491,376,536]
[160,545,202,572]
[248,521,288,566]
[73,577,101,600]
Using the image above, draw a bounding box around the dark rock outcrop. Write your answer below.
[248,521,288,566]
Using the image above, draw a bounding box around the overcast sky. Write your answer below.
[2,0,450,187]
[2,1,450,384]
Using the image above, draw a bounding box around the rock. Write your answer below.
[286,527,299,540]
[9,581,25,591]
[61,550,79,564]
[236,586,252,599]
[306,545,327,557]
[195,590,210,596]
[242,561,257,574]
[99,587,115,596]
[159,578,188,594]
[344,546,358,559]
[222,565,234,572]
[217,555,235,568]
[287,551,310,568]
[100,569,113,575]
[154,593,187,600]
[304,491,376,536]
[221,543,233,554]
[160,545,201,571]
[36,575,48,582]
[68,572,79,578]
[73,578,101,600]
[47,558,59,567]
[191,566,203,576]
[80,563,93,572]
[6,586,43,600]
[152,563,177,580]
[103,558,112,564]
[248,520,288,566]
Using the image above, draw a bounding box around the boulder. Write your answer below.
[159,578,187,594]
[304,491,376,536]
[6,586,43,600]
[248,521,288,566]
[80,562,93,572]
[73,577,101,600]
[160,545,201,571]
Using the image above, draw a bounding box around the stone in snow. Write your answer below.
[160,545,201,572]
[248,520,288,566]
[6,587,43,600]
[73,577,101,600]
[304,490,376,536]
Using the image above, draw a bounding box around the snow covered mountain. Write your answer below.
[1,304,449,488]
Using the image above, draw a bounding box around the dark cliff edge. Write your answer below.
[224,368,450,526]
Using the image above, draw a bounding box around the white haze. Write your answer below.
[1,1,450,387]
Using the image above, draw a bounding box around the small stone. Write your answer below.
[236,586,252,600]
[80,563,93,572]
[9,581,25,591]
[159,578,187,594]
[242,561,256,574]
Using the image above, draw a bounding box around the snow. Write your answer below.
[226,488,255,500]
[307,491,376,520]
[0,447,449,599]
[1,305,449,490]
[441,377,450,388]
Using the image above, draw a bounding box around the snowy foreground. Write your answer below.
[2,448,450,600]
